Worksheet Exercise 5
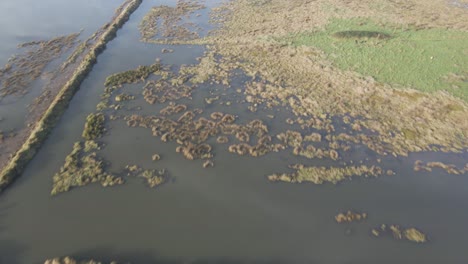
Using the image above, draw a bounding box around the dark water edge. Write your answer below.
[0,1,468,264]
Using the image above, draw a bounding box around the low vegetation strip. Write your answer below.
[0,0,143,193]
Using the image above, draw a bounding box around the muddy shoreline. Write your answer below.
[0,0,143,193]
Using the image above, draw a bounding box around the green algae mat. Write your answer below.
[287,19,468,101]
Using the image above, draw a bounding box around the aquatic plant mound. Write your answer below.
[335,210,368,223]
[268,165,384,184]
[104,63,161,87]
[51,142,123,195]
[372,224,428,243]
[332,30,391,39]
[139,0,206,43]
[403,228,428,243]
[290,19,468,99]
[82,113,105,140]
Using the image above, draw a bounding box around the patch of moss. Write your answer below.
[288,18,468,100]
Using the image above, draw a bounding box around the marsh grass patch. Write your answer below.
[287,18,468,100]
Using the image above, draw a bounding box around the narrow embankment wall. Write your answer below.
[0,0,143,193]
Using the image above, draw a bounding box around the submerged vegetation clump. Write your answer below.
[335,210,368,223]
[0,33,80,97]
[139,0,206,43]
[0,0,144,193]
[268,165,384,184]
[414,160,467,175]
[82,113,105,140]
[125,165,167,188]
[51,142,123,195]
[104,63,161,87]
[403,228,428,243]
[152,154,161,161]
[143,79,193,104]
[140,169,166,188]
[371,224,428,243]
[125,107,279,166]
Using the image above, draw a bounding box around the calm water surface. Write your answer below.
[0,1,468,264]
[0,0,124,135]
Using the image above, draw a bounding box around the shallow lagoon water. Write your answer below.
[0,1,468,264]
[0,0,125,142]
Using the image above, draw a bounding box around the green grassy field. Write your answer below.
[287,19,468,101]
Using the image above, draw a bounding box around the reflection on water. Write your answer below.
[0,1,467,264]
